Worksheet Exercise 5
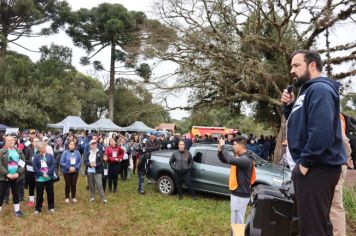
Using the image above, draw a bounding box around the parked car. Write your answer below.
[147,143,291,196]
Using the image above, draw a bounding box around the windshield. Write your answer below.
[250,152,268,165]
[227,149,267,166]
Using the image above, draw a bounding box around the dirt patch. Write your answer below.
[345,169,356,187]
[346,217,356,236]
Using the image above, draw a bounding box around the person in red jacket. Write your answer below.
[104,138,124,193]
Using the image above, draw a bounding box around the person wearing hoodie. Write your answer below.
[281,50,346,236]
[246,138,262,157]
[217,136,256,225]
[169,140,197,200]
[60,141,82,203]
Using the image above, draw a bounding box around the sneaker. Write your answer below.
[34,210,40,215]
[15,210,23,217]
[26,201,34,207]
[89,198,95,202]
[65,199,69,203]
[138,190,145,195]
[102,199,108,204]
[49,209,55,214]
[72,198,77,203]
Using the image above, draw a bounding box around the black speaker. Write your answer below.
[245,184,298,236]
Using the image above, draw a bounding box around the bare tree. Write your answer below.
[151,0,356,161]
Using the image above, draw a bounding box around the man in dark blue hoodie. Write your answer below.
[281,50,346,236]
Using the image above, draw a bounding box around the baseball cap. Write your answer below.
[90,140,97,145]
[231,135,247,143]
[43,137,49,141]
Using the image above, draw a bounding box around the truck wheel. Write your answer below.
[157,175,175,195]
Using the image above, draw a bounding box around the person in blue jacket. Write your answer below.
[246,138,262,157]
[281,50,346,236]
[33,142,56,214]
[60,141,82,203]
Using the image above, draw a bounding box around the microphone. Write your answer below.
[282,85,294,105]
[286,85,294,94]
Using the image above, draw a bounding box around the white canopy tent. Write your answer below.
[0,124,9,130]
[0,124,19,134]
[47,116,90,130]
[121,121,155,132]
[89,118,123,131]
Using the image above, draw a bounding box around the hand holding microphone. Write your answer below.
[281,85,295,105]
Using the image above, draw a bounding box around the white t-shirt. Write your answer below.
[89,149,97,163]
[286,146,296,171]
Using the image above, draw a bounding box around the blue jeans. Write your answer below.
[138,175,144,192]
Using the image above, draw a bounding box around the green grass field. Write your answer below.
[0,173,230,235]
[1,173,356,235]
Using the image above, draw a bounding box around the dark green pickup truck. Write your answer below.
[147,143,291,196]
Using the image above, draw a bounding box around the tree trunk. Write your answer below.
[0,33,7,81]
[108,42,115,121]
[273,115,287,164]
[0,44,6,58]
[0,23,8,75]
[0,3,8,60]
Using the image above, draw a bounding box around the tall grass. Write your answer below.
[344,187,356,221]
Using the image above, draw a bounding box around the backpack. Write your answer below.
[344,114,356,157]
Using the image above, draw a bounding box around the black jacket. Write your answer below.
[218,148,254,198]
[145,139,161,153]
[169,150,193,174]
[137,153,151,175]
[83,149,104,174]
[24,146,39,166]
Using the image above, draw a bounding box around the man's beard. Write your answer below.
[292,69,311,87]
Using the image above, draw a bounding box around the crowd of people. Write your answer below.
[0,128,275,217]
[0,129,179,217]
[194,133,277,161]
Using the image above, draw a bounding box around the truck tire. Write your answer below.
[157,175,175,195]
